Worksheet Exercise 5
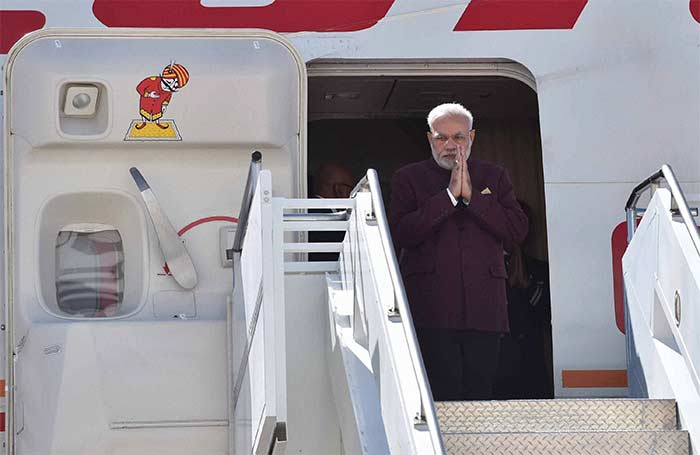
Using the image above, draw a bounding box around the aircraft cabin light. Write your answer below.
[324,91,361,100]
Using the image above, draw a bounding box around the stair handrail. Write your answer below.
[353,169,445,454]
[624,164,700,449]
[232,151,263,254]
[625,164,700,255]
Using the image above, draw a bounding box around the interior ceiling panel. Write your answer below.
[308,77,395,114]
[309,76,538,120]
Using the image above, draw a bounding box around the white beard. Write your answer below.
[431,144,471,170]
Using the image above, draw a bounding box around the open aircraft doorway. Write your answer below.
[307,61,552,399]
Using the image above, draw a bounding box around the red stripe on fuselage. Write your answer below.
[691,0,700,23]
[454,0,588,31]
[93,0,394,32]
[0,10,46,54]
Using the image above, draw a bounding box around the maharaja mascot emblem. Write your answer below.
[125,62,190,141]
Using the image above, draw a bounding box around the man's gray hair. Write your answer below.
[427,103,474,131]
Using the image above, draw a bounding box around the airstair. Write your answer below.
[231,157,696,454]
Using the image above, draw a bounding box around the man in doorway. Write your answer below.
[312,163,355,200]
[389,103,528,400]
[308,163,355,262]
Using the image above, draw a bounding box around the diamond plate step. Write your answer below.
[436,399,677,433]
[442,430,689,455]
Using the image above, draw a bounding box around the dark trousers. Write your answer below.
[416,328,501,401]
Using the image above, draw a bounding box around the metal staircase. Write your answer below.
[321,167,695,454]
[436,399,689,454]
[231,160,697,454]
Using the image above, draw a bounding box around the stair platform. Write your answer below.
[442,430,689,455]
[437,399,689,455]
[436,399,678,433]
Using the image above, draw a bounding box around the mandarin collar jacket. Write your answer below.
[389,157,528,332]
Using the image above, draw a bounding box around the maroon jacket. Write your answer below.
[389,158,528,333]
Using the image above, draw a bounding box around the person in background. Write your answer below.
[495,200,553,399]
[312,163,355,200]
[389,103,528,400]
[308,163,355,262]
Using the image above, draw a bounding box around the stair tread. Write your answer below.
[436,399,678,433]
[442,430,689,455]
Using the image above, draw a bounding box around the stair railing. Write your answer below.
[625,164,700,249]
[351,169,445,454]
[231,151,262,256]
[623,163,700,450]
[229,153,288,455]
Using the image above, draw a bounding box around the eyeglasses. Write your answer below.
[432,131,472,145]
[334,183,354,192]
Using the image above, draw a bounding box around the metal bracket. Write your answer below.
[271,422,287,455]
[413,411,428,429]
[674,290,681,326]
[387,306,401,322]
[671,207,699,217]
[254,418,287,455]
[364,210,377,225]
